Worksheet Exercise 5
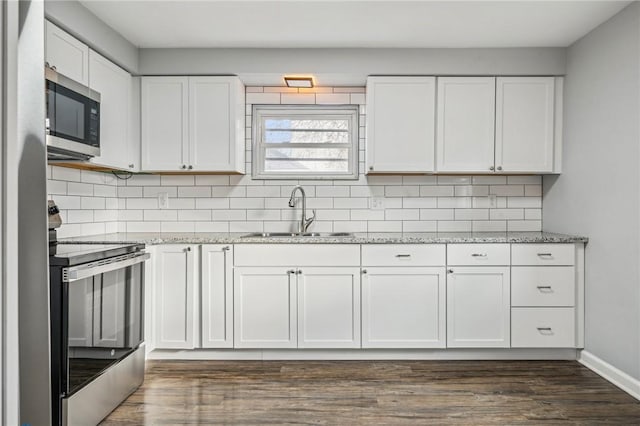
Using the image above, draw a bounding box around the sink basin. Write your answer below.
[241,232,354,238]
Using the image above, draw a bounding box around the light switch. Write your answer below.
[370,197,385,210]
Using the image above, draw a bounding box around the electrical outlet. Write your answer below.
[158,192,169,209]
[488,194,497,208]
[370,197,385,210]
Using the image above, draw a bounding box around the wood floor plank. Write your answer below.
[101,360,640,425]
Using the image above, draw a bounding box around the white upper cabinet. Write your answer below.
[88,50,139,171]
[366,77,436,173]
[141,76,245,173]
[141,77,189,171]
[436,77,496,173]
[45,21,89,85]
[189,77,245,172]
[495,77,555,173]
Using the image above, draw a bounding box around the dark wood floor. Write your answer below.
[101,360,640,425]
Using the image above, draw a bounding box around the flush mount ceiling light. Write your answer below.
[284,76,314,88]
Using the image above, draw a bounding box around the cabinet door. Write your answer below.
[141,77,189,171]
[436,77,496,173]
[67,277,94,347]
[366,77,436,173]
[297,267,361,348]
[447,267,510,348]
[189,77,245,172]
[45,21,89,85]
[154,245,197,349]
[234,267,297,348]
[495,77,555,173]
[92,269,126,348]
[88,50,133,171]
[201,245,233,348]
[362,267,446,348]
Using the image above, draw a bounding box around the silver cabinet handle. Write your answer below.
[497,166,503,171]
[447,269,454,274]
[489,166,495,171]
[185,247,191,252]
[222,246,230,252]
[181,165,186,169]
[188,165,193,170]
[129,164,134,168]
[45,61,50,68]
[536,285,552,291]
[287,269,295,275]
[51,65,57,71]
[537,253,553,258]
[362,269,368,274]
[395,254,411,258]
[297,269,303,275]
[537,327,553,335]
[471,253,488,257]
[369,166,374,171]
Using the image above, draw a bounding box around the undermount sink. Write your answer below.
[241,232,354,238]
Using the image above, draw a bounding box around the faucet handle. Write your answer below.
[304,209,316,231]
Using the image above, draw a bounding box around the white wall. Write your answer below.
[45,0,139,73]
[543,2,640,380]
[139,47,566,86]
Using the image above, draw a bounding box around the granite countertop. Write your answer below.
[59,231,588,245]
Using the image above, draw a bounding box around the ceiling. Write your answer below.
[79,0,632,49]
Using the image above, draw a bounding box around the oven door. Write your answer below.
[63,252,148,395]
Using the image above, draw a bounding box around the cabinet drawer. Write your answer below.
[512,267,575,307]
[511,244,574,266]
[447,244,510,266]
[234,244,360,267]
[362,244,445,267]
[511,308,575,348]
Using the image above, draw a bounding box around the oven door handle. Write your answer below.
[62,252,150,283]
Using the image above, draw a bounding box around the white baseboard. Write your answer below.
[148,348,578,361]
[579,350,640,401]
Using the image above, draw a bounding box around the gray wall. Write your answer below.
[17,1,52,424]
[139,47,566,85]
[45,0,139,73]
[543,2,640,380]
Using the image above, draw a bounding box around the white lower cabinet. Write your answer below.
[298,267,361,349]
[233,267,297,349]
[511,308,575,348]
[201,245,233,348]
[362,267,446,348]
[446,267,511,348]
[153,245,198,349]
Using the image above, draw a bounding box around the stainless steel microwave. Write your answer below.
[45,66,101,161]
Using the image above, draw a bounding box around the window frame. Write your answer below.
[251,104,359,180]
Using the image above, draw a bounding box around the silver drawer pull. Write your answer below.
[395,254,411,258]
[537,327,553,335]
[471,253,488,257]
[287,269,295,275]
[536,285,553,292]
[537,253,554,258]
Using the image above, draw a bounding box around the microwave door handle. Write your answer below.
[62,252,150,283]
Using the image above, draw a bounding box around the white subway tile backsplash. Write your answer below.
[68,182,93,196]
[178,210,212,222]
[47,85,543,238]
[178,186,211,198]
[52,167,81,182]
[160,175,195,186]
[81,197,106,210]
[386,186,419,197]
[144,210,178,221]
[143,186,178,198]
[402,221,437,233]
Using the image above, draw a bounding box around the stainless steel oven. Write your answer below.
[46,66,101,161]
[50,243,149,425]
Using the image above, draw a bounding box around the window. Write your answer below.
[252,105,359,180]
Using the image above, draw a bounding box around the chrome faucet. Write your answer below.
[288,186,316,233]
